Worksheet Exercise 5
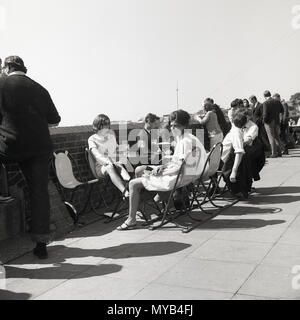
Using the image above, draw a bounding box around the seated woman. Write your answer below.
[88,114,130,198]
[117,109,207,231]
[195,103,224,150]
[222,111,252,199]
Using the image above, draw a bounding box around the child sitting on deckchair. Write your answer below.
[88,114,130,198]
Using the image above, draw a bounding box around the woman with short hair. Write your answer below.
[88,114,130,197]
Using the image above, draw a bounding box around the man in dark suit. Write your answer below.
[262,90,284,158]
[0,56,61,259]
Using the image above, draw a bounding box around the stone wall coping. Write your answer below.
[49,120,201,136]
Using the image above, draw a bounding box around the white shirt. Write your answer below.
[221,126,245,163]
[8,71,26,76]
[88,130,118,165]
[243,120,259,143]
[228,108,234,123]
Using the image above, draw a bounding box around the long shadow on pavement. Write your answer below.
[219,205,282,216]
[249,194,300,205]
[0,289,31,300]
[4,242,191,280]
[255,186,300,195]
[5,263,123,280]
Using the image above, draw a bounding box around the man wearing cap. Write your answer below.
[262,90,284,158]
[0,56,61,259]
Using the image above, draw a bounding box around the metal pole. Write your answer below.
[176,81,179,110]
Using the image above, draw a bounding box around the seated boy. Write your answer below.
[222,111,252,199]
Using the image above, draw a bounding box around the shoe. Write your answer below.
[33,243,48,260]
[116,221,137,231]
[268,155,278,158]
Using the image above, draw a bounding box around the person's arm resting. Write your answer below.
[230,129,245,182]
[88,138,112,166]
[244,122,259,146]
[90,147,112,166]
[230,152,243,183]
[196,112,210,125]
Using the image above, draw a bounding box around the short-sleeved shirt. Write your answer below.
[88,130,118,165]
[222,126,245,163]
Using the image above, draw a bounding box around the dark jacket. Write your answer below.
[281,100,289,125]
[253,102,263,127]
[0,74,61,160]
[262,97,284,125]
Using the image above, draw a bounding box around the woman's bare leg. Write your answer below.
[105,165,127,194]
[126,178,145,224]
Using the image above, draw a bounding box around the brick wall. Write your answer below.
[1,122,205,241]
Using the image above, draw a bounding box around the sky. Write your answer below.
[1,0,300,126]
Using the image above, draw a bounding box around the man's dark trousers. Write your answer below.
[1,153,52,243]
[264,120,282,156]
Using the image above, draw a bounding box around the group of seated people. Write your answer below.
[87,101,266,231]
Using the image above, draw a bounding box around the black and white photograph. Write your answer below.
[0,0,300,305]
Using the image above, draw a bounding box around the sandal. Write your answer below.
[116,222,137,231]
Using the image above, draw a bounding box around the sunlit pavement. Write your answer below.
[1,148,300,300]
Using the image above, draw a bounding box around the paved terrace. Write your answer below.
[1,148,300,300]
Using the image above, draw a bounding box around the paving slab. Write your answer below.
[131,283,233,300]
[189,239,273,264]
[238,265,300,300]
[154,258,256,293]
[34,275,148,300]
[261,243,300,268]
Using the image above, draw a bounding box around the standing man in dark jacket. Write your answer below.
[273,93,289,155]
[0,56,61,259]
[262,90,284,158]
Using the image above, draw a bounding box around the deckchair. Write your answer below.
[189,142,224,211]
[52,150,103,223]
[184,142,239,232]
[85,148,112,209]
[143,146,203,232]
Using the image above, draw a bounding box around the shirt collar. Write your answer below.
[8,71,26,77]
